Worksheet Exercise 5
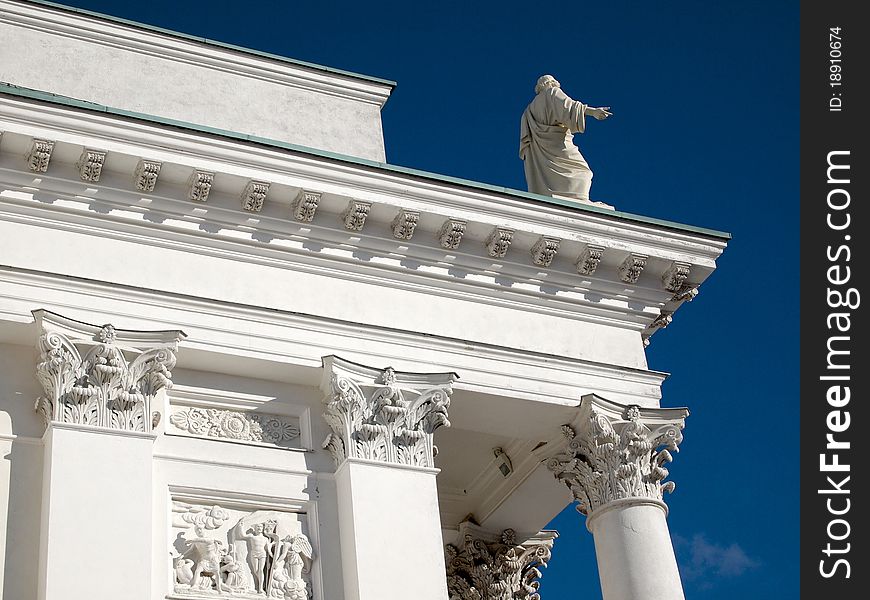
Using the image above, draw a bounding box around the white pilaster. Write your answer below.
[547,395,688,600]
[32,310,184,600]
[320,356,457,600]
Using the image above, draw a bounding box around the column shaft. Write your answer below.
[588,501,683,600]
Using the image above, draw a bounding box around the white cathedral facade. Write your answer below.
[0,2,729,599]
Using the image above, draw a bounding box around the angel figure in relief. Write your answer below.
[266,533,314,599]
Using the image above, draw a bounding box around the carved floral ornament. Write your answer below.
[445,525,552,600]
[320,356,457,468]
[169,407,301,447]
[546,396,688,516]
[33,310,184,433]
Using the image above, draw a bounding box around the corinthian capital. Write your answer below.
[546,395,688,515]
[445,521,554,600]
[320,356,457,468]
[33,310,185,433]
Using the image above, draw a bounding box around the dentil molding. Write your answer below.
[546,394,688,516]
[319,355,457,468]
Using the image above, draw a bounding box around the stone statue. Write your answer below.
[236,521,275,594]
[185,529,226,593]
[220,549,246,591]
[519,75,612,202]
[267,533,314,600]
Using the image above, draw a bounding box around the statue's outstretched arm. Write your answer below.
[587,106,613,120]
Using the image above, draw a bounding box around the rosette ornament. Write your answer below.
[546,395,689,516]
[33,310,185,433]
[320,356,458,468]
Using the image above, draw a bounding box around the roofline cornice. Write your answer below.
[0,87,731,246]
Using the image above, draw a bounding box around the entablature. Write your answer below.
[1,93,727,347]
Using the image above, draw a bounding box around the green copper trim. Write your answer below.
[0,82,731,241]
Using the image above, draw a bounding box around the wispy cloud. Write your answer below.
[674,533,759,585]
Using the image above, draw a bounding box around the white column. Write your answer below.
[32,310,183,600]
[320,356,456,600]
[547,395,689,600]
[587,499,683,600]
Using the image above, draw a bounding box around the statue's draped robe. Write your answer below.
[519,87,592,200]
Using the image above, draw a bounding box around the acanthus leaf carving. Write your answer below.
[188,170,214,202]
[576,244,605,276]
[26,138,54,172]
[241,180,270,212]
[134,159,162,192]
[341,200,371,231]
[438,219,467,249]
[530,236,560,267]
[391,209,420,240]
[320,357,456,468]
[76,148,106,182]
[292,190,321,222]
[485,227,514,258]
[33,311,183,433]
[445,524,553,600]
[618,253,648,284]
[662,261,691,293]
[545,397,687,515]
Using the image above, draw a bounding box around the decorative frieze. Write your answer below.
[530,236,560,267]
[446,523,553,600]
[341,200,372,231]
[618,253,648,284]
[26,138,54,172]
[188,170,214,202]
[320,356,457,468]
[171,500,313,599]
[546,395,687,515]
[438,219,467,249]
[241,180,270,212]
[292,189,321,222]
[662,261,691,292]
[576,244,605,276]
[33,310,184,433]
[485,227,514,258]
[168,407,300,447]
[391,209,420,240]
[76,148,106,182]
[134,159,162,192]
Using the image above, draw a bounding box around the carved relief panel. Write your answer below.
[167,407,302,448]
[170,499,314,600]
[165,386,307,450]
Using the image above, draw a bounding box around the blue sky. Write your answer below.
[47,0,799,596]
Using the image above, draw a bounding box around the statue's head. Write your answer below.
[535,75,560,94]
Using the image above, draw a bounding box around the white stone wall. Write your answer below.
[0,343,44,600]
[0,0,391,162]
